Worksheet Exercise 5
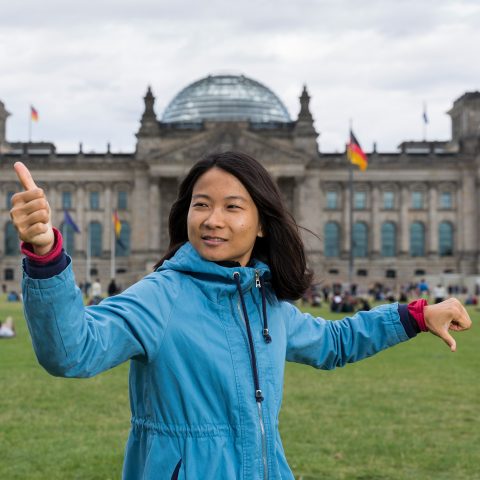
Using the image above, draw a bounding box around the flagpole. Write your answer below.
[347,120,354,289]
[86,223,91,287]
[28,106,32,143]
[348,162,354,288]
[110,212,115,280]
[423,102,428,141]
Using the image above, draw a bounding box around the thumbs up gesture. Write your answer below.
[10,162,55,255]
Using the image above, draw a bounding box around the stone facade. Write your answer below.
[1,81,480,291]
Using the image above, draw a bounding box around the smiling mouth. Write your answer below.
[201,235,227,243]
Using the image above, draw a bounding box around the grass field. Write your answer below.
[0,296,479,479]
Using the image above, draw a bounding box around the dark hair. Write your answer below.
[154,151,313,300]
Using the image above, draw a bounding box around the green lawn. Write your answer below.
[0,297,478,479]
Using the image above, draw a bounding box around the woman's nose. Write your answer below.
[203,208,225,228]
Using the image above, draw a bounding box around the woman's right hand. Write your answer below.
[10,161,55,256]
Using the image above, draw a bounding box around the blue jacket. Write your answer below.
[23,242,411,479]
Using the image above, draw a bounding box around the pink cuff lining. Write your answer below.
[21,227,63,264]
[408,298,429,332]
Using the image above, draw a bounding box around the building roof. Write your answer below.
[161,74,291,124]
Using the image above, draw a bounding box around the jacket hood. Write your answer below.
[157,242,271,294]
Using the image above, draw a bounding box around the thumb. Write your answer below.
[14,161,37,191]
[438,330,457,352]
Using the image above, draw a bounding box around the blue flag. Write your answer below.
[63,209,80,233]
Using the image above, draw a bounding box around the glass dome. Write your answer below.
[162,74,291,124]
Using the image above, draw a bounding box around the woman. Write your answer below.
[11,152,471,479]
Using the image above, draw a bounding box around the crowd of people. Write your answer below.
[300,278,480,314]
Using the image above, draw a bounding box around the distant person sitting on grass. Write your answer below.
[10,154,473,480]
[0,316,15,338]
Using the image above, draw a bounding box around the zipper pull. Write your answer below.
[255,271,261,288]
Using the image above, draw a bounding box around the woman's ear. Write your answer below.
[257,224,264,238]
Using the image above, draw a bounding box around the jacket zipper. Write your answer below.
[234,271,268,480]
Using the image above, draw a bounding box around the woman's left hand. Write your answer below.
[424,298,472,352]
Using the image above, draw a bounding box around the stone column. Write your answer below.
[47,184,58,228]
[76,183,85,255]
[399,184,409,255]
[459,170,477,274]
[427,183,438,256]
[370,184,380,257]
[456,184,464,252]
[297,175,322,252]
[132,168,150,253]
[159,178,178,251]
[341,183,350,255]
[461,171,476,252]
[149,180,161,252]
[103,184,112,254]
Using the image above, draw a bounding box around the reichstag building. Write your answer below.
[1,74,479,290]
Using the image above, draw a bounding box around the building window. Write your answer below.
[6,191,15,209]
[59,222,76,254]
[5,222,18,256]
[354,191,366,210]
[381,222,397,257]
[89,222,103,257]
[353,222,368,257]
[324,222,340,257]
[411,191,424,210]
[383,191,395,210]
[4,268,14,281]
[415,269,426,276]
[440,192,452,210]
[116,221,131,257]
[118,191,128,211]
[410,222,425,257]
[357,269,368,277]
[90,191,100,210]
[328,269,339,275]
[439,221,454,256]
[386,269,396,278]
[62,191,72,209]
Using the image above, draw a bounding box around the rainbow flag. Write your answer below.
[112,209,126,249]
[31,105,39,122]
[347,130,368,171]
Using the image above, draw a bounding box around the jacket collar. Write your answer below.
[158,242,270,294]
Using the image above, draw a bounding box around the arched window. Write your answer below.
[381,222,396,257]
[116,221,131,257]
[59,222,76,255]
[353,222,368,258]
[5,222,18,256]
[89,222,103,257]
[324,222,340,257]
[410,222,425,257]
[439,221,454,256]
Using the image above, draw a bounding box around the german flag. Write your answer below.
[347,130,368,171]
[112,209,122,238]
[31,105,39,122]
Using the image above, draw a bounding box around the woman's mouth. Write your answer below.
[201,235,227,245]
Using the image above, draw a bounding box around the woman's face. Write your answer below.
[187,167,263,266]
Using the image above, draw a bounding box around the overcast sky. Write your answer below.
[1,0,479,154]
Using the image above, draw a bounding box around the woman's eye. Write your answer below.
[193,202,208,208]
[227,204,241,209]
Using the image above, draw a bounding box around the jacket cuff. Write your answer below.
[23,251,70,279]
[407,299,429,332]
[21,227,63,264]
[398,304,420,338]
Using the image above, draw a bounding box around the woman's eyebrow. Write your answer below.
[192,194,247,202]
